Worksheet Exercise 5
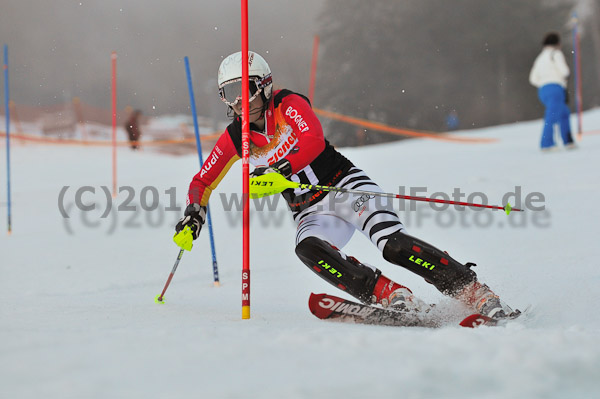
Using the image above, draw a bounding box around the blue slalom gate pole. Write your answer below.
[184,56,220,285]
[4,44,12,234]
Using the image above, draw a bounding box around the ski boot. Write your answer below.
[455,280,513,319]
[371,275,431,313]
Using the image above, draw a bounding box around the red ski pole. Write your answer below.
[155,249,184,304]
[250,174,523,214]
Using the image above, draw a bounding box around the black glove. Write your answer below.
[175,203,206,240]
[250,158,293,179]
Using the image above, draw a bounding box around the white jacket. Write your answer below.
[529,46,570,88]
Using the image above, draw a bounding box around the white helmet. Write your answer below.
[218,51,273,106]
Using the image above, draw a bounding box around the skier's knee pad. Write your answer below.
[382,231,476,296]
[295,236,381,303]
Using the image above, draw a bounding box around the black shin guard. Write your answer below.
[382,231,476,296]
[295,237,381,303]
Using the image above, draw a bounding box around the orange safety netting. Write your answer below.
[313,108,498,143]
[0,131,221,147]
[1,99,501,147]
[0,99,221,149]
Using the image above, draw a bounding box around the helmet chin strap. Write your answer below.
[245,94,271,119]
[257,92,271,119]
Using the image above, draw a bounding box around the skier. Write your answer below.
[529,32,575,150]
[175,51,514,319]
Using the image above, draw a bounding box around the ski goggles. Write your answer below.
[218,74,272,107]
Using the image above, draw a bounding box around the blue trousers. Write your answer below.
[538,84,573,148]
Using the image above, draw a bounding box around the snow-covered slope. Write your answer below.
[2,110,600,398]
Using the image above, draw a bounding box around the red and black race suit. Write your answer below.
[187,89,353,214]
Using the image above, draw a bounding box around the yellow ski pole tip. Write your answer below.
[155,294,165,304]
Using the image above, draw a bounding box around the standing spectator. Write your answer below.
[529,32,575,151]
[125,109,142,150]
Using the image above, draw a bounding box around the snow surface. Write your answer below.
[2,111,600,399]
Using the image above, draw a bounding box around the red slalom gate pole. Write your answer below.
[111,51,117,198]
[571,13,583,139]
[575,30,583,137]
[241,0,251,320]
[308,35,319,104]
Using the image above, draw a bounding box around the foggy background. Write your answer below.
[0,0,323,122]
[1,0,599,146]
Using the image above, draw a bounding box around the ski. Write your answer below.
[459,313,497,328]
[309,292,525,329]
[309,292,442,328]
[459,309,524,328]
